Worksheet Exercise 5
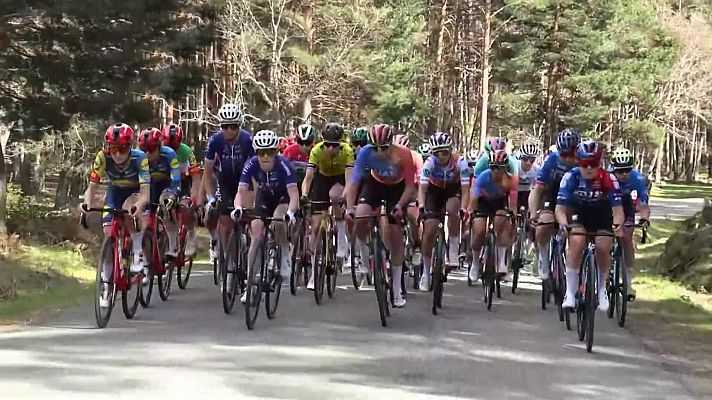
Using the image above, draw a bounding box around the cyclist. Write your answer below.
[81,123,150,307]
[528,128,580,284]
[517,143,540,211]
[351,127,369,154]
[473,137,519,177]
[283,124,317,193]
[345,124,417,308]
[395,133,424,268]
[418,132,470,291]
[557,140,624,313]
[302,123,354,289]
[201,103,254,255]
[138,128,181,259]
[162,123,202,256]
[232,130,299,300]
[417,143,431,163]
[467,150,518,282]
[609,147,650,301]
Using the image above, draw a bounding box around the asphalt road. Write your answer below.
[0,266,701,399]
[649,197,703,220]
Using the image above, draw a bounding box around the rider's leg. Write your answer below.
[123,193,147,274]
[329,183,348,258]
[161,189,180,258]
[536,210,555,279]
[620,225,636,296]
[384,218,406,306]
[421,218,438,290]
[494,210,513,274]
[469,216,487,281]
[407,205,422,264]
[595,235,614,310]
[563,225,586,308]
[446,196,461,267]
[272,202,291,279]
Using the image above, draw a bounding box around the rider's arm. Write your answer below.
[468,174,483,214]
[528,184,544,217]
[396,149,417,209]
[168,149,181,196]
[202,135,218,200]
[302,167,315,197]
[346,146,368,210]
[279,156,299,214]
[188,151,202,201]
[234,184,247,209]
[287,186,299,214]
[84,151,106,207]
[554,204,568,227]
[344,167,353,191]
[608,172,625,227]
[235,156,256,209]
[343,145,355,192]
[134,155,151,210]
[418,157,433,206]
[507,174,519,212]
[458,158,471,209]
[554,170,574,227]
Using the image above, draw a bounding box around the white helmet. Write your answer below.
[466,149,480,164]
[519,143,539,158]
[428,132,453,151]
[252,130,280,150]
[218,103,243,125]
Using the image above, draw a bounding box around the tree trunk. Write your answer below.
[479,0,491,151]
[0,139,8,241]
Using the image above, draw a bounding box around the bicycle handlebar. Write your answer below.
[79,206,137,230]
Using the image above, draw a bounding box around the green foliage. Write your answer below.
[6,185,49,228]
[621,118,666,146]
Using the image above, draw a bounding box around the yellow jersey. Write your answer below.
[308,142,355,177]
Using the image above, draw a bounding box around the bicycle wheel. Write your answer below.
[121,254,141,319]
[554,249,566,323]
[265,239,282,319]
[290,230,303,295]
[511,226,524,294]
[326,228,338,299]
[617,251,628,328]
[157,223,172,301]
[139,232,155,308]
[313,227,327,305]
[95,237,116,328]
[222,230,240,314]
[350,237,363,289]
[432,231,445,315]
[585,255,597,353]
[372,234,389,327]
[484,232,495,311]
[176,226,193,290]
[576,258,587,342]
[212,239,219,286]
[245,237,266,330]
[542,238,554,310]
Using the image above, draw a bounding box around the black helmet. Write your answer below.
[322,123,345,143]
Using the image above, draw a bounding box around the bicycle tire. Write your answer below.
[555,248,566,323]
[212,239,219,286]
[617,247,628,328]
[222,230,240,314]
[484,231,495,311]
[326,228,338,299]
[511,226,524,294]
[157,223,172,301]
[121,270,140,320]
[585,253,597,353]
[290,230,302,295]
[432,231,444,315]
[245,237,266,330]
[176,226,193,290]
[313,228,327,304]
[95,237,116,328]
[265,239,282,319]
[372,233,389,327]
[139,233,155,308]
[576,259,587,342]
[350,238,363,289]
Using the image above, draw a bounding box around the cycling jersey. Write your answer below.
[473,152,519,177]
[421,154,470,188]
[89,149,150,189]
[175,143,200,178]
[283,143,310,182]
[518,162,538,192]
[472,169,518,205]
[612,169,649,206]
[557,168,622,207]
[148,146,181,190]
[352,144,416,185]
[205,129,254,185]
[536,152,576,208]
[411,150,423,186]
[239,154,297,200]
[308,142,355,177]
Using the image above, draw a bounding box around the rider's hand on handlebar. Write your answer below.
[79,202,90,213]
[230,207,243,222]
[638,218,650,229]
[390,204,404,221]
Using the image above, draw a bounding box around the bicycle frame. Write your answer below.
[145,203,166,276]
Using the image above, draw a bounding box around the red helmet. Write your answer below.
[161,123,183,150]
[104,123,134,146]
[138,127,163,152]
[368,124,394,146]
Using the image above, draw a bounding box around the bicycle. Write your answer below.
[353,203,393,327]
[426,211,451,315]
[349,233,372,289]
[242,213,290,330]
[472,211,511,311]
[607,221,646,328]
[174,198,196,290]
[139,202,172,307]
[80,207,144,328]
[567,228,616,353]
[511,206,530,294]
[289,204,310,296]
[310,200,344,304]
[221,207,248,315]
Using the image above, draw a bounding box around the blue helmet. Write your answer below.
[556,128,581,154]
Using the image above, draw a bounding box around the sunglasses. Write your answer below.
[615,168,633,174]
[257,149,277,157]
[297,140,314,147]
[578,160,600,169]
[221,124,240,131]
[373,145,390,152]
[521,156,535,162]
[559,151,575,158]
[324,142,341,149]
[434,150,451,157]
[108,145,130,155]
[489,165,506,171]
[353,141,366,147]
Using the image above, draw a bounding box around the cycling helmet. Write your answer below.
[576,139,603,161]
[417,143,431,156]
[252,130,281,150]
[138,127,163,152]
[322,123,345,143]
[352,127,368,145]
[466,149,480,165]
[519,143,539,158]
[104,123,134,146]
[368,124,394,146]
[218,103,243,125]
[428,132,453,151]
[557,128,581,154]
[161,123,182,150]
[296,124,317,142]
[610,147,634,169]
[393,134,410,147]
[489,149,509,167]
[485,137,506,152]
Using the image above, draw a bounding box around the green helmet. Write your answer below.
[351,127,368,145]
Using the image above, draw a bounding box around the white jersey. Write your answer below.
[518,162,538,192]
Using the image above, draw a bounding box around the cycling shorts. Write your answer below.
[569,201,613,233]
[255,190,289,219]
[475,196,507,219]
[357,174,405,221]
[150,180,173,206]
[103,186,139,225]
[517,191,530,212]
[424,182,460,220]
[310,173,345,212]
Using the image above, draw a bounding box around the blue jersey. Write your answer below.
[612,169,649,206]
[557,168,622,207]
[148,146,181,194]
[536,152,574,187]
[205,129,255,185]
[239,155,297,200]
[472,169,517,203]
[89,149,150,189]
[352,144,416,185]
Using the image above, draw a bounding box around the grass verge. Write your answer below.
[651,181,712,200]
[0,245,94,325]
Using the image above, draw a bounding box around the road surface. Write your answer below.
[649,197,703,220]
[0,267,701,399]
